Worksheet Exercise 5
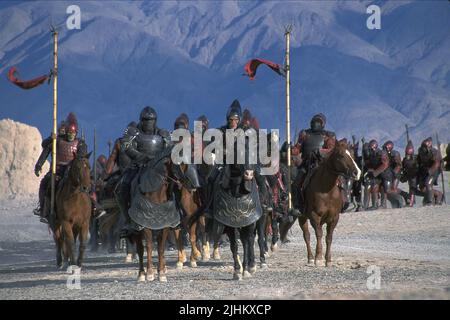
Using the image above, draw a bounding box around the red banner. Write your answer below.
[244,58,285,80]
[7,67,49,90]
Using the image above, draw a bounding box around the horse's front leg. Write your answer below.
[270,214,280,251]
[54,225,63,269]
[143,229,154,281]
[225,227,241,280]
[157,228,169,282]
[256,218,268,268]
[310,215,325,267]
[62,221,75,267]
[199,216,210,262]
[172,228,186,270]
[325,217,339,267]
[189,221,202,267]
[77,221,89,268]
[134,233,146,282]
[125,238,136,263]
[212,219,223,260]
[241,225,256,277]
[298,215,314,265]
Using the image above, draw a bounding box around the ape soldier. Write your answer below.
[205,100,268,212]
[417,137,443,205]
[294,113,336,211]
[365,139,403,209]
[117,107,171,236]
[33,120,66,220]
[363,140,388,210]
[382,141,408,207]
[33,113,94,223]
[400,141,419,207]
[105,121,137,177]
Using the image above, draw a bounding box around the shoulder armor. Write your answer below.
[158,128,170,139]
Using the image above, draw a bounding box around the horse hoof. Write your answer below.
[315,259,325,267]
[202,246,210,260]
[190,261,197,268]
[249,266,257,274]
[193,252,202,261]
[213,253,221,260]
[233,272,242,281]
[326,261,332,267]
[176,261,184,270]
[264,252,270,258]
[125,254,134,263]
[307,259,315,266]
[137,272,146,282]
[159,274,167,283]
[146,273,155,282]
[260,263,268,269]
[271,243,278,252]
[243,270,252,279]
[181,251,187,263]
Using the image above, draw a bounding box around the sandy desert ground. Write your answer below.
[0,190,449,300]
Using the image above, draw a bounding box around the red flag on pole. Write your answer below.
[244,58,285,80]
[7,66,50,90]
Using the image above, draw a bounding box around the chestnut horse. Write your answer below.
[53,152,92,268]
[129,156,187,282]
[297,140,361,267]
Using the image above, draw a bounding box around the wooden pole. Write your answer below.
[93,127,97,185]
[285,26,292,210]
[50,29,58,219]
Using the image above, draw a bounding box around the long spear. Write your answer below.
[50,27,58,220]
[405,124,410,144]
[93,127,97,186]
[436,133,446,204]
[285,25,293,210]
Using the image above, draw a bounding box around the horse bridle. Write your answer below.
[69,159,91,194]
[325,155,354,180]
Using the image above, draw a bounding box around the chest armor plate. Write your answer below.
[302,132,325,159]
[57,139,78,165]
[367,151,382,169]
[136,133,164,159]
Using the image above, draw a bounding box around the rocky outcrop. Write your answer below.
[0,119,49,200]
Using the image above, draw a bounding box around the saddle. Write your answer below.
[132,160,166,196]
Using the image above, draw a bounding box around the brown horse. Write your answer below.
[175,163,210,267]
[129,157,186,282]
[297,140,361,267]
[53,152,92,268]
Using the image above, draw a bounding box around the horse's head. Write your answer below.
[329,140,361,180]
[69,151,92,193]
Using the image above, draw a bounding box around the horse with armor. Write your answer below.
[116,106,172,236]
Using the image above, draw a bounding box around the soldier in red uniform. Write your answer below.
[34,113,103,223]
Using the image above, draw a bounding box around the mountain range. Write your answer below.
[0,0,449,157]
